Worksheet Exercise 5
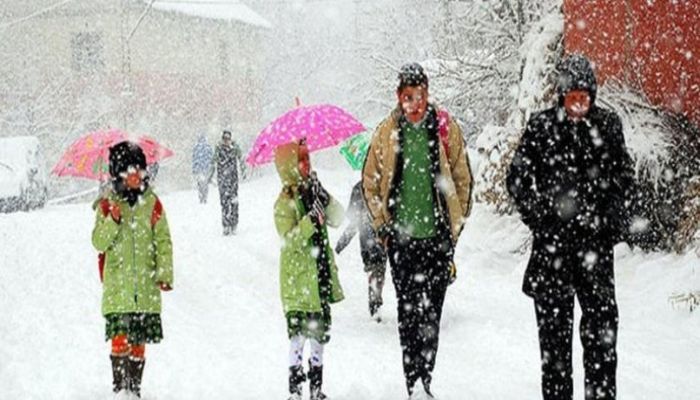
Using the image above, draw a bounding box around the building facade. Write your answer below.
[0,0,269,195]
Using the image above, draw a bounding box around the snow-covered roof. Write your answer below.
[147,0,271,29]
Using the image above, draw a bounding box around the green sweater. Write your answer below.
[396,122,437,238]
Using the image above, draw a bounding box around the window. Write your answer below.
[218,40,230,77]
[71,32,104,72]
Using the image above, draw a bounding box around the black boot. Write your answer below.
[308,361,327,400]
[422,376,435,399]
[288,365,305,399]
[127,358,145,398]
[110,355,128,393]
[368,298,382,320]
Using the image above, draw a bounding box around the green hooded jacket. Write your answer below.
[92,188,174,316]
[273,143,345,314]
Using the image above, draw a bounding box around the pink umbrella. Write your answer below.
[52,129,174,181]
[246,104,365,166]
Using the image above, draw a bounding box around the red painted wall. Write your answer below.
[564,0,700,127]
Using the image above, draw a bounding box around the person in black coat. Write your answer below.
[507,54,635,400]
[335,181,388,320]
[208,130,243,235]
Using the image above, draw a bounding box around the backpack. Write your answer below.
[437,109,451,158]
[97,197,163,282]
[437,110,462,286]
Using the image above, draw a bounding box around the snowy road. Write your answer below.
[1,168,698,399]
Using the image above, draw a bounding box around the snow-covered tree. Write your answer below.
[426,0,561,131]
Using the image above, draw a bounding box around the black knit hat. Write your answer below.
[108,141,147,179]
[557,54,598,104]
[397,62,429,91]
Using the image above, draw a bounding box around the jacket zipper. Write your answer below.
[131,210,138,305]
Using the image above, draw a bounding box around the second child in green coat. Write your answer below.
[273,140,344,400]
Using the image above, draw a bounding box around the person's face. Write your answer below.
[122,165,144,190]
[397,85,428,123]
[564,90,591,120]
[223,134,231,145]
[298,144,310,179]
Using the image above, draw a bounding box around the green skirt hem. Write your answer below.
[105,313,163,344]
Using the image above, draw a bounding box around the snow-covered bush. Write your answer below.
[599,82,700,251]
[471,5,564,212]
[670,291,700,313]
[428,0,561,132]
[467,3,700,254]
[675,178,700,253]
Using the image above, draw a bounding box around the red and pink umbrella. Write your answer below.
[246,103,365,166]
[52,129,174,181]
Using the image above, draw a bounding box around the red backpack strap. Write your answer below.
[99,198,111,217]
[97,198,110,283]
[151,197,163,228]
[438,109,450,158]
[98,253,105,282]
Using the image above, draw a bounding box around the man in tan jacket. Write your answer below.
[362,63,472,398]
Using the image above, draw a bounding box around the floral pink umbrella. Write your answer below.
[52,129,174,181]
[246,103,365,166]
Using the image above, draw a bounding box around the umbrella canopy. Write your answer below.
[339,131,371,171]
[246,104,365,166]
[52,129,174,181]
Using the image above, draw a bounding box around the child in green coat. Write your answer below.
[273,140,344,400]
[92,141,174,398]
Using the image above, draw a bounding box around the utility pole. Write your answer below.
[120,0,132,130]
[119,0,154,130]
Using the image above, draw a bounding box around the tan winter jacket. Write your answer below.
[362,107,473,243]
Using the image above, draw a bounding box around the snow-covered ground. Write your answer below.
[1,168,698,400]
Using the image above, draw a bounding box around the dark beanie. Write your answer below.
[397,62,429,91]
[108,141,147,179]
[556,54,598,104]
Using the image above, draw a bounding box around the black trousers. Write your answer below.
[533,243,618,400]
[388,235,450,394]
[219,181,238,231]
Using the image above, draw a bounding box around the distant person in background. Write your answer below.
[335,180,387,322]
[192,133,213,204]
[208,130,243,235]
[146,162,159,184]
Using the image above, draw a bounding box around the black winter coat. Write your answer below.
[507,105,635,298]
[210,142,242,188]
[335,182,387,266]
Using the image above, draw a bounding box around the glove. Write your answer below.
[308,199,325,226]
[110,202,121,223]
[376,223,393,249]
[306,172,330,207]
[448,261,457,285]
